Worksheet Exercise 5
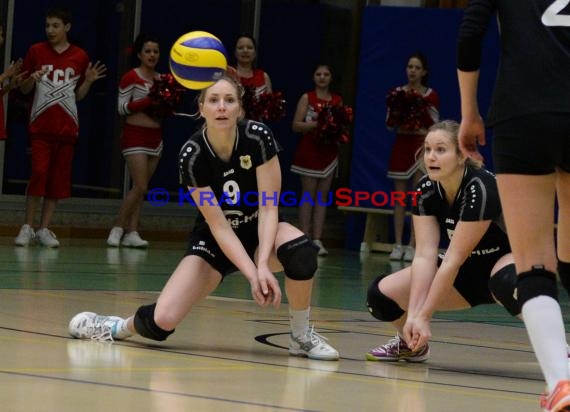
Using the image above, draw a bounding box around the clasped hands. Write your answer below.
[250,266,282,309]
[402,315,432,352]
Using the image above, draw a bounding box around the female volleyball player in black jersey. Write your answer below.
[457,1,570,410]
[68,75,339,361]
[365,120,518,362]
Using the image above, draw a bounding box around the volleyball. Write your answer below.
[169,31,228,90]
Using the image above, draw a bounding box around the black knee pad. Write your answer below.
[366,275,405,321]
[277,235,317,281]
[558,261,570,297]
[517,267,558,307]
[488,264,520,316]
[134,303,175,341]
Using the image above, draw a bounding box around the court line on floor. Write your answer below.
[250,318,535,354]
[0,369,319,412]
[0,325,544,396]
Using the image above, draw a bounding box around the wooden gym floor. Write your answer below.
[1,236,568,411]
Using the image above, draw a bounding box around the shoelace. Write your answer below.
[371,335,400,352]
[86,316,114,343]
[306,325,330,346]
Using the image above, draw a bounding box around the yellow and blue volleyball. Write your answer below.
[169,31,228,90]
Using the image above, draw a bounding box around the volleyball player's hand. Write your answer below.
[249,276,267,307]
[458,115,485,162]
[257,267,282,309]
[403,316,432,352]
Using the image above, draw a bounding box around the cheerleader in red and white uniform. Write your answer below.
[229,34,272,98]
[385,53,439,262]
[291,64,343,256]
[106,33,162,248]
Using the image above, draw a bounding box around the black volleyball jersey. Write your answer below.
[413,166,511,258]
[457,0,570,125]
[179,120,281,235]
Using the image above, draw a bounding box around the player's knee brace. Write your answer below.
[134,303,175,341]
[366,275,405,321]
[488,264,520,316]
[558,261,570,297]
[517,266,558,307]
[277,235,317,281]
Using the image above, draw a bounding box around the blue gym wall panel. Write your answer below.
[345,6,499,250]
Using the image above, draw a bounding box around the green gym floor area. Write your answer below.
[0,236,566,411]
[3,236,568,327]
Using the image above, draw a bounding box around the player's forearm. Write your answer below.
[418,264,460,320]
[212,224,258,281]
[407,257,437,317]
[256,206,278,266]
[457,70,481,119]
